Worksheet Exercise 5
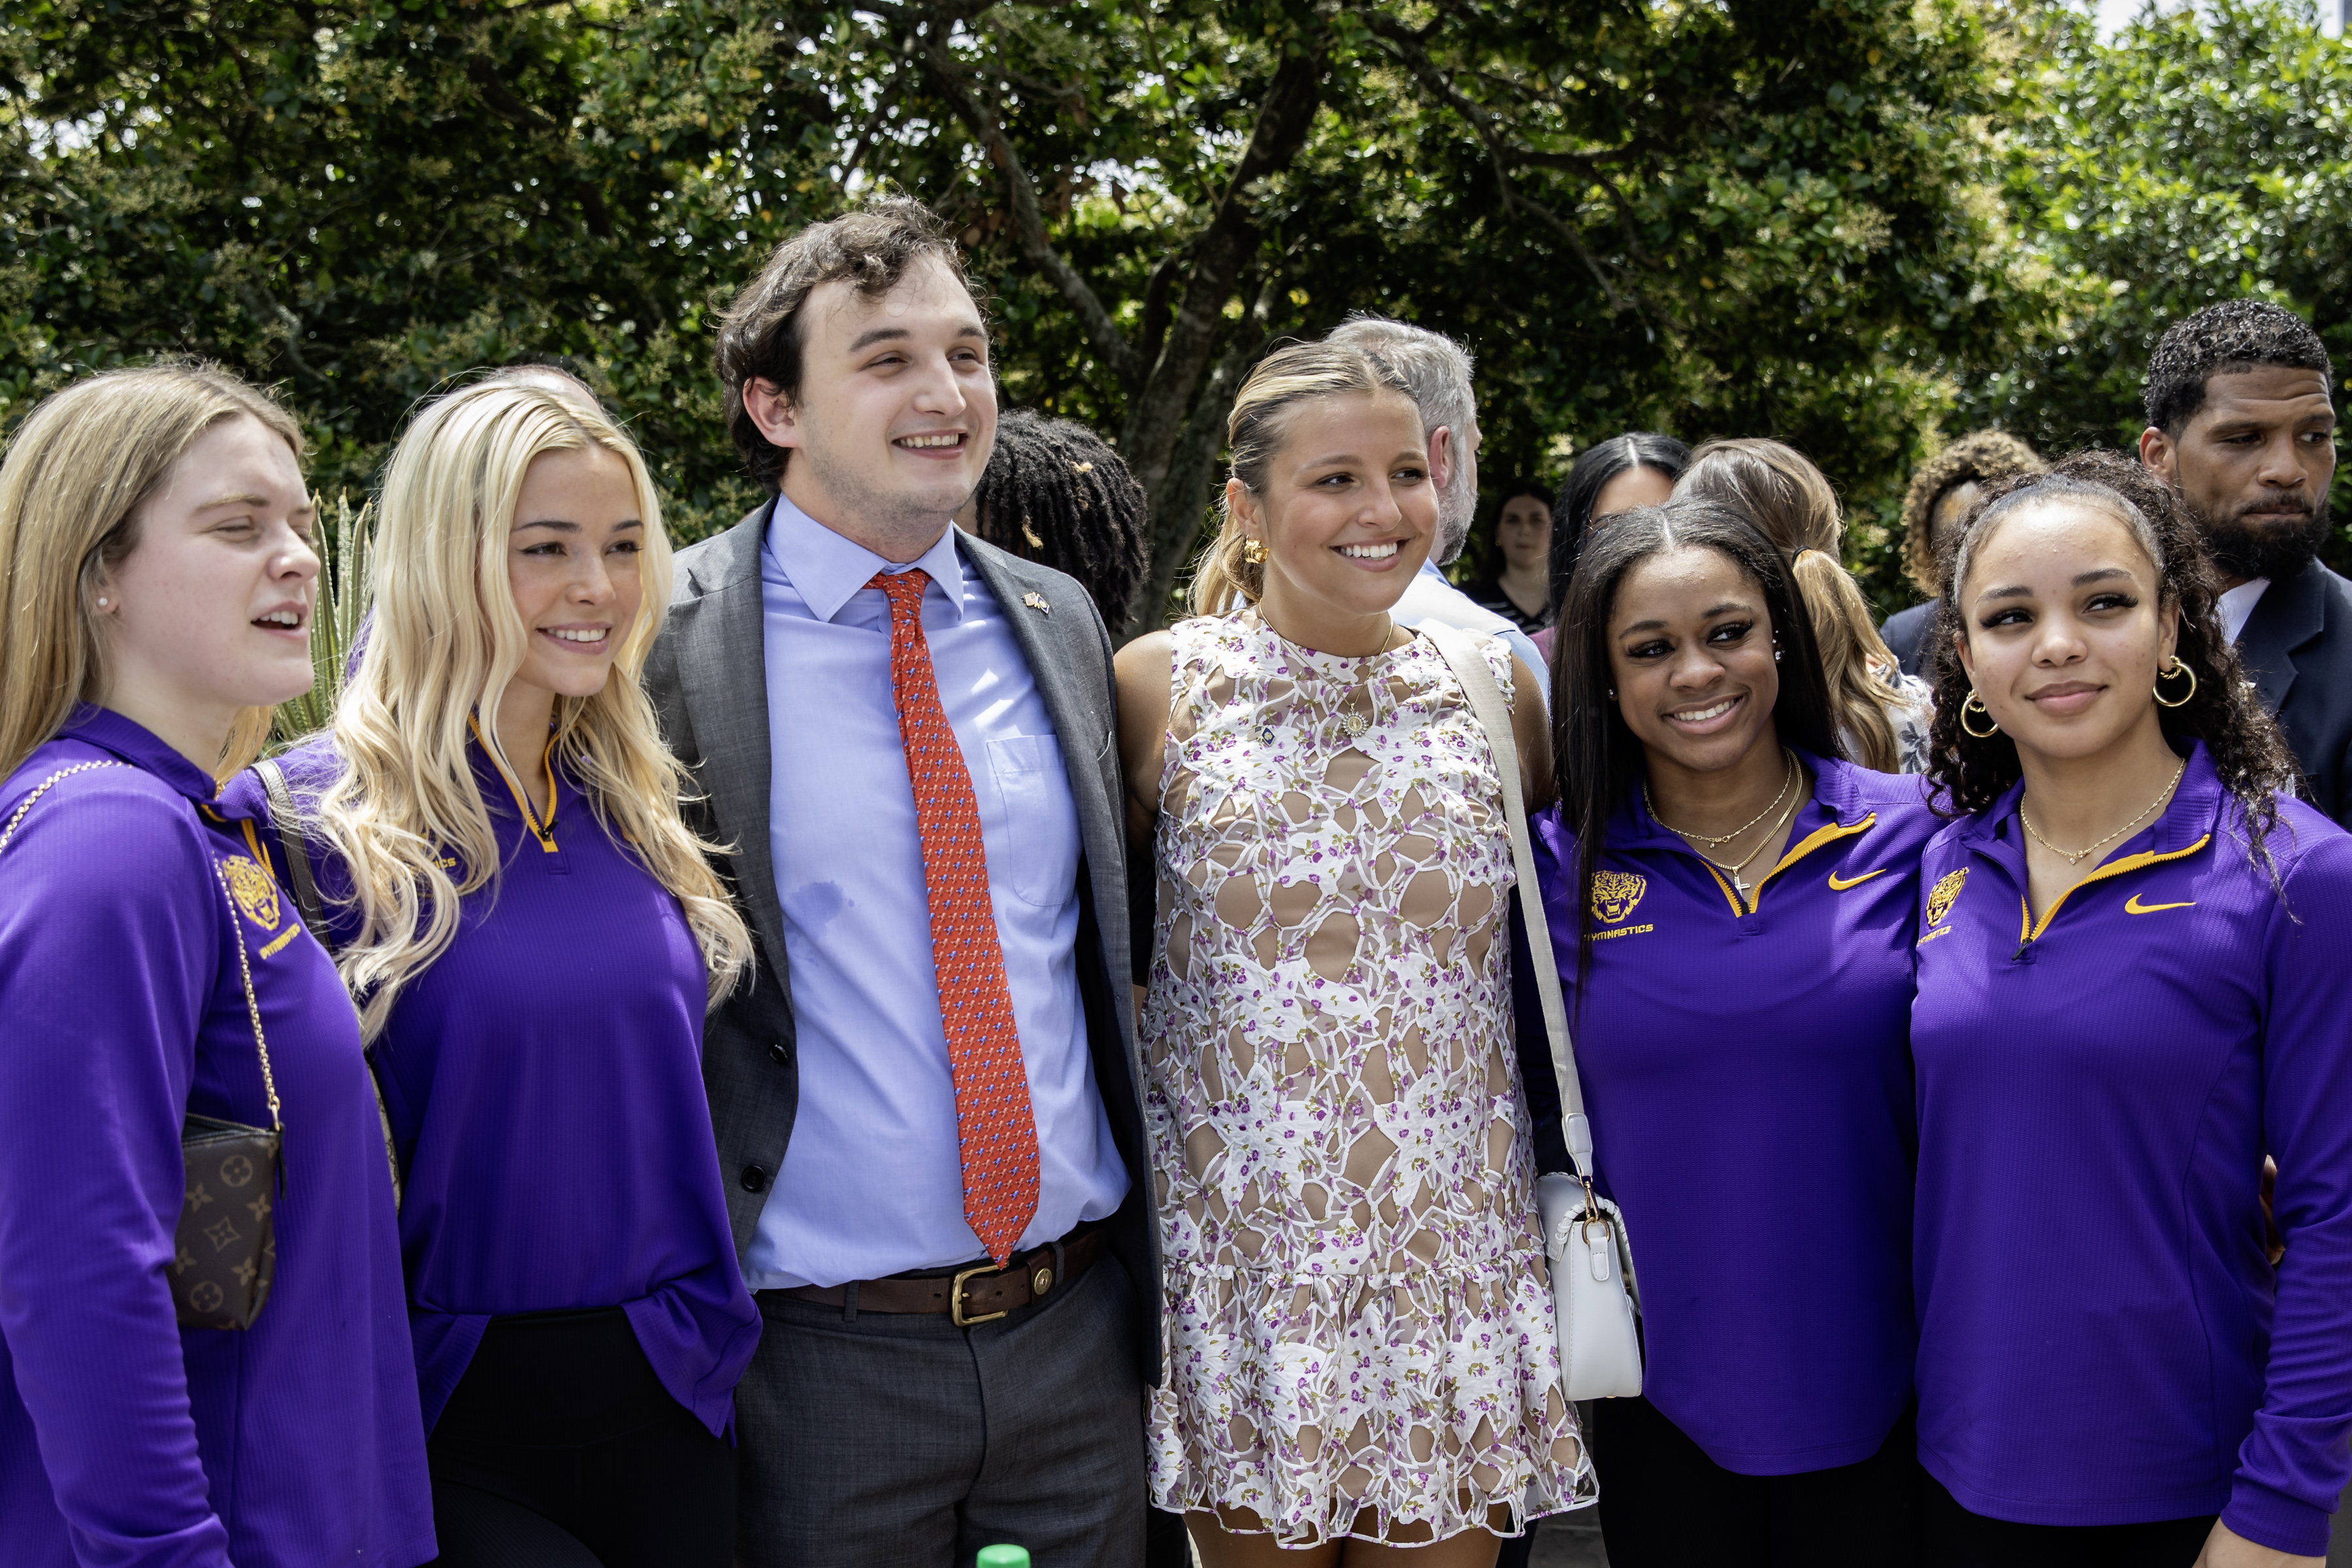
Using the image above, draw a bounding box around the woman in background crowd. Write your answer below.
[229,380,759,1566]
[0,367,433,1568]
[1910,451,2352,1568]
[1465,479,1556,634]
[1541,433,1690,661]
[959,406,1151,632]
[1879,430,2043,675]
[1526,500,1936,1567]
[1117,342,1590,1563]
[1676,438,1935,772]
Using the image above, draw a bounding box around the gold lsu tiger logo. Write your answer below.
[220,855,280,932]
[1925,867,1968,928]
[1591,870,1647,925]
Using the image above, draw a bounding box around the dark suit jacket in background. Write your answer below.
[1880,600,1933,679]
[642,502,1162,1382]
[2237,557,2352,831]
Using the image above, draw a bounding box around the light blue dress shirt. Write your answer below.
[1393,559,1550,703]
[743,496,1128,1290]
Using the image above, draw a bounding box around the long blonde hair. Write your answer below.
[316,381,751,1039]
[0,365,303,782]
[1675,438,1912,772]
[1190,343,1420,616]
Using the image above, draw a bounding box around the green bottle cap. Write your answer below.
[975,1548,1031,1568]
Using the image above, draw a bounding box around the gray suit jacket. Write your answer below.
[2238,556,2352,830]
[643,500,1162,1381]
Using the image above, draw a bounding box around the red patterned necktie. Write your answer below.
[869,568,1041,1266]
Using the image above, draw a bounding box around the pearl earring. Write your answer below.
[95,596,107,607]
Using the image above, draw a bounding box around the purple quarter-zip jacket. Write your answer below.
[0,708,433,1568]
[1911,743,2352,1555]
[225,736,759,1438]
[1526,751,1939,1474]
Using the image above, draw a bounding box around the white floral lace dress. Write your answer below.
[1143,608,1593,1546]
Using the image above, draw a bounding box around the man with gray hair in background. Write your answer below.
[1326,313,1551,701]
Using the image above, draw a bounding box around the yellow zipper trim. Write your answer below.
[1699,812,1878,915]
[465,714,559,853]
[237,817,278,881]
[2020,832,2212,945]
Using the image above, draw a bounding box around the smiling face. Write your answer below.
[1232,391,1437,632]
[1955,498,2176,764]
[1497,492,1551,572]
[97,413,319,757]
[504,443,645,705]
[1607,544,1782,777]
[2142,365,2336,583]
[745,252,996,559]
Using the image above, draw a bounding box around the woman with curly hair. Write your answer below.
[1909,450,2352,1567]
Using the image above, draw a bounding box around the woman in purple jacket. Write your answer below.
[1526,500,1939,1566]
[227,380,759,1565]
[0,368,434,1567]
[1910,451,2352,1568]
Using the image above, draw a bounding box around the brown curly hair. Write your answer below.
[1901,430,2044,596]
[1919,449,2298,867]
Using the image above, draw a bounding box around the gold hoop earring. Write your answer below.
[1961,691,2000,739]
[2154,657,2197,708]
[1241,538,1267,566]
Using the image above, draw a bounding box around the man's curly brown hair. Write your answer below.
[1919,449,2298,874]
[1901,430,2044,596]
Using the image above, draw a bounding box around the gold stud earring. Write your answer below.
[1241,538,1267,566]
[1960,691,2000,739]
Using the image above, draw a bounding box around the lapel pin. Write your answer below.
[1022,591,1051,614]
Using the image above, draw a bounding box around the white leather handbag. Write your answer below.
[1422,623,1644,1401]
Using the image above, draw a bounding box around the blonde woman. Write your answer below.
[225,380,756,1566]
[1674,438,1934,772]
[1114,343,1592,1565]
[0,368,432,1567]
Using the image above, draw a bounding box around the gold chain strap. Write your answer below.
[210,858,283,1135]
[0,762,127,854]
[5,759,282,1135]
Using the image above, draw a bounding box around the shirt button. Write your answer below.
[768,1040,791,1066]
[740,1165,770,1193]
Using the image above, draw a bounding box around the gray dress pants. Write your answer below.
[736,1252,1148,1568]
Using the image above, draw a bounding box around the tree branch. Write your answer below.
[917,31,1143,386]
[1120,42,1325,470]
[1365,14,1637,316]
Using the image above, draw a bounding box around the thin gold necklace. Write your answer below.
[1701,787,1803,898]
[1647,748,1797,847]
[2019,756,2187,867]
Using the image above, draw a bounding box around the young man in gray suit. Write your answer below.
[643,199,1159,1566]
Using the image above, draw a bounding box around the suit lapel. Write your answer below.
[2238,560,2328,717]
[675,508,792,976]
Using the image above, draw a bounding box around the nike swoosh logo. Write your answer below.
[1827,868,1888,890]
[2125,894,2197,915]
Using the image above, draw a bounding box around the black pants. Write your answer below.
[1920,1471,2215,1567]
[426,1306,735,1567]
[1592,1395,1922,1567]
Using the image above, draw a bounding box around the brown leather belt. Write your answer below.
[777,1225,1107,1327]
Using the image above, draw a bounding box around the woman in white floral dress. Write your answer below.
[1113,343,1592,1565]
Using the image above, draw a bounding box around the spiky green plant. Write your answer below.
[269,493,374,749]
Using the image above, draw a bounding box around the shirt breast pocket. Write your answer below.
[988,734,1080,908]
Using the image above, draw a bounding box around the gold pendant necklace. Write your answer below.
[2020,756,2187,867]
[1648,748,1797,848]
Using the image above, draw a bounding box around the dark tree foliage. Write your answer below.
[16,0,2324,629]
